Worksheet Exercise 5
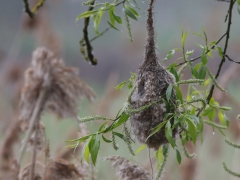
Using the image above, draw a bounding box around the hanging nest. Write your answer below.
[129,0,177,150]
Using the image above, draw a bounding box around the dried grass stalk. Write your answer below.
[105,155,151,180]
[44,158,87,180]
[129,0,176,150]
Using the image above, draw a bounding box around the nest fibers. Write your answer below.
[129,0,177,150]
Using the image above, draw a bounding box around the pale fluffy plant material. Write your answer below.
[105,156,151,180]
[19,46,95,122]
[44,158,87,180]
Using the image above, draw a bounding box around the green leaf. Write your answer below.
[82,137,92,163]
[108,112,130,131]
[76,10,98,20]
[165,121,175,148]
[89,135,100,165]
[164,49,176,62]
[191,67,199,79]
[217,46,224,58]
[123,7,137,20]
[176,149,182,164]
[146,121,167,141]
[198,65,207,80]
[112,11,122,24]
[166,84,173,102]
[93,9,104,34]
[187,114,200,124]
[135,144,147,154]
[163,144,169,157]
[169,66,179,82]
[186,118,197,144]
[108,6,115,26]
[204,78,211,87]
[99,122,108,131]
[218,110,225,125]
[125,5,140,17]
[181,30,188,47]
[201,50,208,65]
[208,108,216,121]
[112,131,125,140]
[102,134,112,143]
[175,86,183,104]
[115,81,128,91]
[107,21,119,31]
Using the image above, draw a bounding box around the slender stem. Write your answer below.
[18,88,47,165]
[29,123,39,180]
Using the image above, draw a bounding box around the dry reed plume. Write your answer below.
[18,46,95,179]
[105,156,151,180]
[129,0,176,150]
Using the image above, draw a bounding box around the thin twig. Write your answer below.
[18,88,47,165]
[206,0,235,103]
[225,55,240,64]
[148,148,153,180]
[82,0,97,65]
[81,27,111,46]
[176,32,227,67]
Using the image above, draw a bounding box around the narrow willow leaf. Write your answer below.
[109,112,130,130]
[166,84,173,102]
[165,121,175,148]
[191,67,199,79]
[181,30,188,47]
[102,134,112,143]
[107,21,119,31]
[169,66,179,82]
[93,9,104,35]
[201,50,208,65]
[135,144,147,154]
[175,86,183,104]
[82,137,92,163]
[204,78,211,86]
[218,110,225,125]
[115,81,128,90]
[125,5,140,17]
[76,10,98,20]
[198,65,207,80]
[123,7,137,20]
[112,9,122,24]
[108,6,115,26]
[175,149,182,164]
[164,49,175,62]
[186,118,197,144]
[146,121,167,141]
[99,122,109,131]
[217,46,224,58]
[89,135,100,165]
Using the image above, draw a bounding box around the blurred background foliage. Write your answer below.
[0,0,240,180]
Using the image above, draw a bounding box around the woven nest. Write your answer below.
[129,0,177,150]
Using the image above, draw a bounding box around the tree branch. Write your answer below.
[206,0,235,103]
[22,0,45,18]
